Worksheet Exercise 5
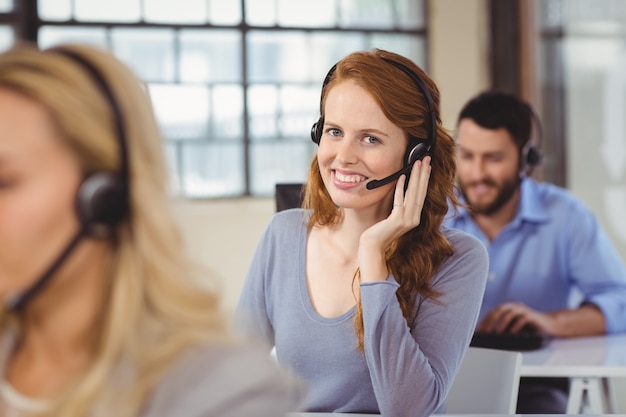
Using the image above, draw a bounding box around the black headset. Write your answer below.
[57,49,130,236]
[6,49,130,312]
[310,57,437,190]
[520,102,543,173]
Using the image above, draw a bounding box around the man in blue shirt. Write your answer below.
[444,90,626,413]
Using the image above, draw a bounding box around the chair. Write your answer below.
[444,346,522,414]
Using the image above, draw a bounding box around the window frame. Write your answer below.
[10,0,429,198]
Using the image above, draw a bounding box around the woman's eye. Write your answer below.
[328,128,341,137]
[364,135,380,144]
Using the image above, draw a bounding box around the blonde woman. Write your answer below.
[0,43,303,417]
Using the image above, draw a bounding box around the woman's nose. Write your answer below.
[335,137,358,164]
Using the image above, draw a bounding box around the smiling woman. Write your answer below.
[237,48,489,416]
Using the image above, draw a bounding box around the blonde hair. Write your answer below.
[0,42,232,416]
[303,49,458,351]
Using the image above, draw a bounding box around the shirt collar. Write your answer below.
[518,177,550,223]
[453,177,550,224]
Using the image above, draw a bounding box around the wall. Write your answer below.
[172,197,275,312]
[429,0,490,129]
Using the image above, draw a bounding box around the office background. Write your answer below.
[2,0,625,411]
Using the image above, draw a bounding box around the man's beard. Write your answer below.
[459,175,521,215]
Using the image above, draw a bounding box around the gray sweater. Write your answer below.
[0,335,305,417]
[141,343,305,417]
[237,209,489,417]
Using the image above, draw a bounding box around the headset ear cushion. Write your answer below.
[406,141,429,165]
[311,117,323,144]
[76,172,127,236]
[526,146,542,167]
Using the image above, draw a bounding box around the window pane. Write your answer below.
[249,85,317,141]
[38,26,108,48]
[277,0,337,27]
[396,0,425,29]
[0,25,14,52]
[245,0,277,26]
[75,0,141,22]
[180,30,242,83]
[563,0,626,34]
[247,31,311,83]
[538,0,564,29]
[144,0,206,24]
[338,0,425,29]
[340,0,394,29]
[38,0,71,21]
[278,85,319,139]
[182,143,244,197]
[148,84,210,141]
[250,142,313,195]
[309,32,367,80]
[212,85,243,140]
[209,0,241,24]
[0,0,12,12]
[248,85,279,139]
[165,142,182,195]
[111,28,175,82]
[369,34,426,68]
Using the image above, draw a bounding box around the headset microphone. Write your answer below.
[366,165,413,190]
[5,230,85,311]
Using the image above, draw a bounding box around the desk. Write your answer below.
[520,334,626,414]
[286,413,624,417]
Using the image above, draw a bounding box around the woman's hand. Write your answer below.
[358,156,432,282]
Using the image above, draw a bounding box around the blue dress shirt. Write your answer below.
[444,177,626,334]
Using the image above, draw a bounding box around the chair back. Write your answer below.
[275,183,305,212]
[445,346,522,414]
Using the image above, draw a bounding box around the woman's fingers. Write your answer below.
[389,156,431,232]
[392,172,407,209]
[403,156,431,216]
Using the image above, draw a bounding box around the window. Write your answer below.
[13,0,427,197]
[0,0,14,52]
[535,0,626,254]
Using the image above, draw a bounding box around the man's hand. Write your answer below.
[476,302,556,335]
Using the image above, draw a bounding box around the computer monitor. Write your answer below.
[275,183,305,212]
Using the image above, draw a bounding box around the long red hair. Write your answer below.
[303,49,459,351]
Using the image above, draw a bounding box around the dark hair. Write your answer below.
[457,90,532,152]
[303,49,458,351]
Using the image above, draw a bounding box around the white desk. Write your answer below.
[286,413,624,417]
[520,334,626,414]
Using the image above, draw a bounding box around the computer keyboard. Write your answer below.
[470,331,552,351]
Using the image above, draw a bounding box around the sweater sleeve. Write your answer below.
[561,198,626,333]
[360,230,488,417]
[235,218,277,347]
[236,210,308,348]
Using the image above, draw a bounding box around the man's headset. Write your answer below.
[6,49,130,311]
[310,57,437,190]
[520,101,543,175]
